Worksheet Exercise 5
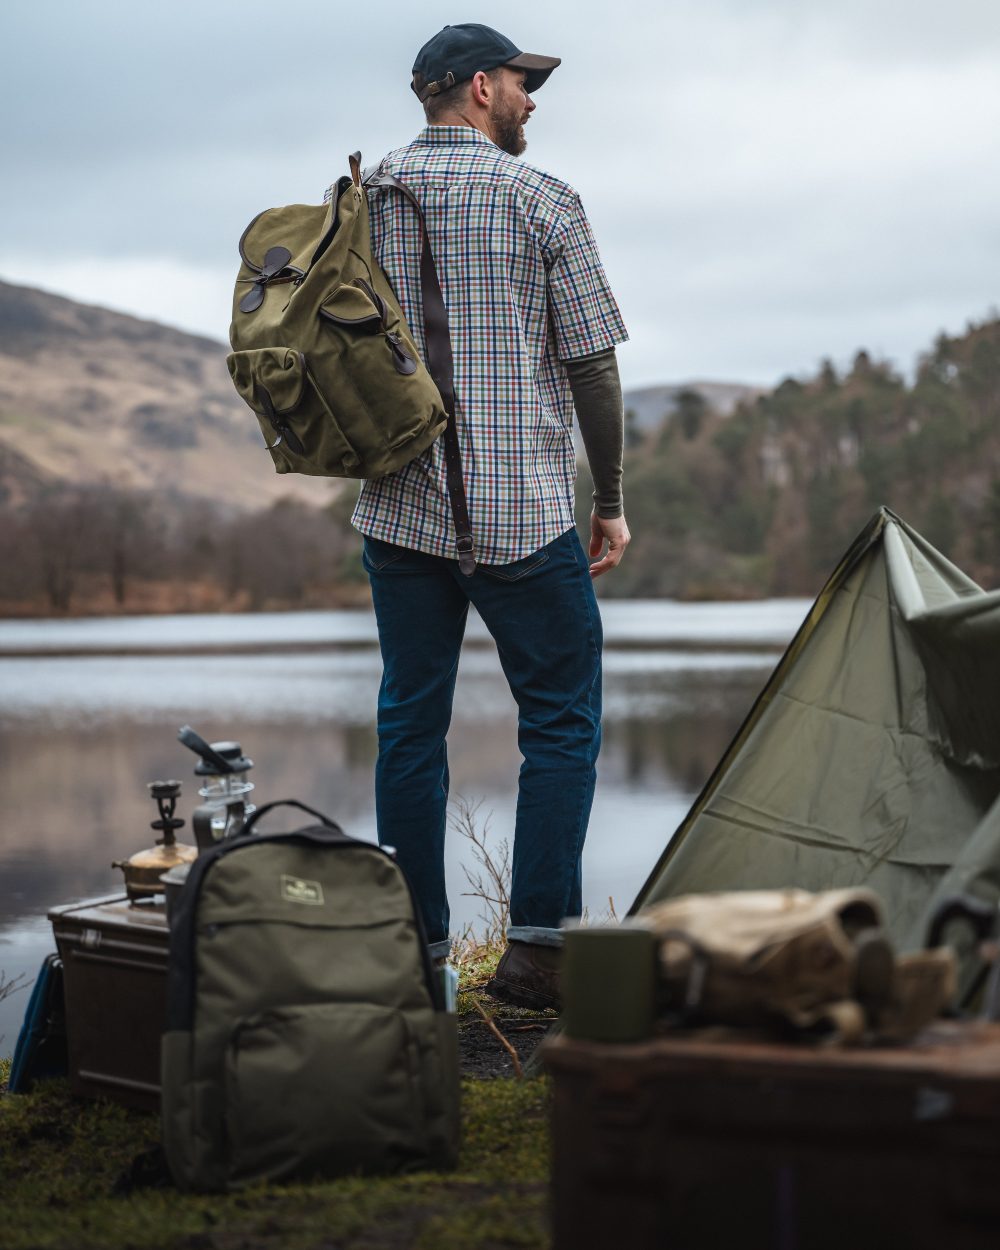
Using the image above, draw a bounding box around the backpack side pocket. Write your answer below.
[160,1030,197,1192]
[427,1010,461,1168]
[318,283,447,466]
[226,346,362,476]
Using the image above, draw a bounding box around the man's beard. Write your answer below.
[490,95,527,157]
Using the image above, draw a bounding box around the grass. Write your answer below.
[453,939,505,1011]
[0,947,554,1249]
[0,1064,550,1250]
[0,801,557,1248]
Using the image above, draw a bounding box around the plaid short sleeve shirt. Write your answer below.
[347,125,627,565]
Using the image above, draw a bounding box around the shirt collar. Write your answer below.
[414,124,497,148]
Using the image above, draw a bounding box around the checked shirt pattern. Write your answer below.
[328,126,627,565]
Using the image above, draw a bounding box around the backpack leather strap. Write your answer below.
[364,169,476,576]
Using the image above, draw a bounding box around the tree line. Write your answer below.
[586,315,1000,599]
[0,488,362,615]
[3,314,998,615]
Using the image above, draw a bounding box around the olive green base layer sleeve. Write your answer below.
[565,348,625,519]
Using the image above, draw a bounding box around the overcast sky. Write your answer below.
[3,0,998,388]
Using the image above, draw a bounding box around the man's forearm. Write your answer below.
[565,348,624,518]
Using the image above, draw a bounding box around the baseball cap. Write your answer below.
[411,23,561,102]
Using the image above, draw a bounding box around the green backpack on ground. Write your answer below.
[160,800,459,1192]
[226,154,448,479]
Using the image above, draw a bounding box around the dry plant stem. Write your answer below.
[0,970,29,1003]
[473,999,524,1080]
[451,795,511,947]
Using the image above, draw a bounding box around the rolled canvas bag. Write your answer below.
[637,888,955,1044]
[160,801,459,1191]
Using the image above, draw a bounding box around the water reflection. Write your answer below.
[0,609,789,1044]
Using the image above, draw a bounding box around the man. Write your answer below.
[358,23,630,1008]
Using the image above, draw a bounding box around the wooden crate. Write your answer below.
[50,894,169,1111]
[543,1023,1000,1250]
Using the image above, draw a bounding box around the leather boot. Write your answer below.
[487,940,561,1010]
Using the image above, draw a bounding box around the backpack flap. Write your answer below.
[237,203,330,289]
[320,283,386,331]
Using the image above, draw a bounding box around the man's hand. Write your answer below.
[589,512,631,578]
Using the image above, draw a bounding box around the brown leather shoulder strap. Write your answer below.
[365,170,475,576]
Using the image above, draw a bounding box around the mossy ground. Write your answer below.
[455,944,558,1080]
[0,958,556,1250]
[0,1074,550,1250]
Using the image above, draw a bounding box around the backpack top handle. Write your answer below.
[241,799,346,837]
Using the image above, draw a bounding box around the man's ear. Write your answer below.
[469,70,493,108]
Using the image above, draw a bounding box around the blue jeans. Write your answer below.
[363,527,603,957]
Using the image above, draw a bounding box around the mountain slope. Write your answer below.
[624,381,763,430]
[0,279,335,509]
[0,278,759,512]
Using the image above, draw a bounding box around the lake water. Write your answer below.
[0,599,809,1047]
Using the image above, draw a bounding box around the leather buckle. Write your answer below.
[427,71,456,96]
[455,534,476,577]
[414,70,456,102]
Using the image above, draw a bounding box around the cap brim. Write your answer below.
[505,52,561,94]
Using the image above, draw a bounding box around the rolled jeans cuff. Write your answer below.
[428,938,452,961]
[507,925,563,948]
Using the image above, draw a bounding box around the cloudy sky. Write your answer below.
[3,0,998,388]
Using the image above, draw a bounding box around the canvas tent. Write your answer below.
[629,508,1000,965]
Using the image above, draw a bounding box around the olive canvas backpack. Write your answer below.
[227,153,476,572]
[160,800,459,1191]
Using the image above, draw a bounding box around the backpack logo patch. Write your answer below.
[281,874,325,906]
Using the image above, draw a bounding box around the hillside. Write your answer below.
[2,277,997,612]
[0,278,751,509]
[0,279,334,510]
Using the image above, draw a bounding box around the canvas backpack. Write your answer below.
[160,800,460,1192]
[227,153,476,572]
